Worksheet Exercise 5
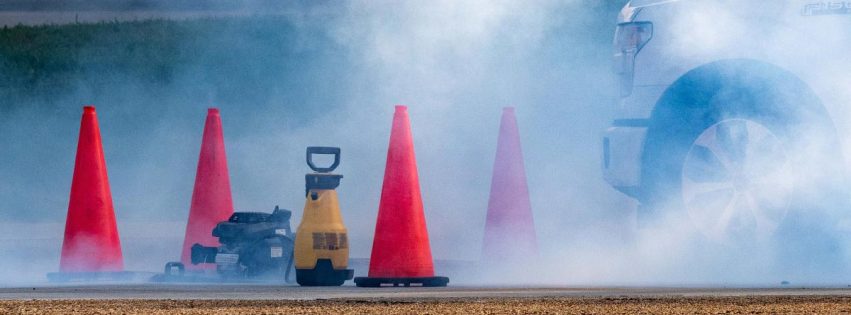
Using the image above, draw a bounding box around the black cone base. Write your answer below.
[296,259,353,286]
[354,276,449,287]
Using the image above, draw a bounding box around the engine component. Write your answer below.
[186,206,295,281]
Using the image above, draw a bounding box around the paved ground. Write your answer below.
[1,284,851,300]
[2,296,851,314]
[2,286,851,314]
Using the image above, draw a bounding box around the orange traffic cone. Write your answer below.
[354,105,448,287]
[59,106,124,273]
[180,108,234,270]
[482,107,537,263]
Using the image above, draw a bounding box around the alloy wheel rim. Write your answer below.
[681,119,793,241]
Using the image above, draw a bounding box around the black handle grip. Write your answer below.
[306,146,341,173]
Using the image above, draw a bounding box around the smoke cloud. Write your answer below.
[2,0,850,287]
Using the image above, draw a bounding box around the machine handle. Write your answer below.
[306,146,341,173]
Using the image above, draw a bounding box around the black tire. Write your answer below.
[640,60,847,273]
[296,259,353,286]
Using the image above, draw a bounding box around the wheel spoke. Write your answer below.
[744,120,772,144]
[745,192,781,237]
[686,187,735,231]
[726,193,758,239]
[749,178,793,227]
[694,125,734,171]
[712,193,740,237]
[682,175,733,204]
[683,144,731,183]
[715,119,749,171]
[744,131,787,180]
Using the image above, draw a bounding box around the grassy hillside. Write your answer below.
[1,20,196,99]
[0,17,351,118]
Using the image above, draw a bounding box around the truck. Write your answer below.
[603,0,851,267]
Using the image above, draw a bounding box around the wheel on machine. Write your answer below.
[296,259,353,286]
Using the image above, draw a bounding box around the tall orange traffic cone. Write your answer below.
[354,105,448,287]
[482,107,537,263]
[59,106,123,273]
[180,108,234,270]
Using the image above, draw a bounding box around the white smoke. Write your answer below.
[6,0,850,288]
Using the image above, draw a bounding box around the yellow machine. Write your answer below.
[294,146,353,286]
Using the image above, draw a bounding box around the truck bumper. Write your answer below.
[602,120,648,198]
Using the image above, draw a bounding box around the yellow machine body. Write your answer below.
[294,146,353,286]
[294,188,349,270]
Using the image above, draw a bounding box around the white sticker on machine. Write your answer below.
[271,247,283,258]
[215,253,239,265]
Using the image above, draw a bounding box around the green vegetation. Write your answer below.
[2,20,186,100]
[1,20,200,86]
[0,17,348,113]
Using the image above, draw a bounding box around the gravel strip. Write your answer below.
[2,296,851,314]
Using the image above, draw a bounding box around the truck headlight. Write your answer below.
[613,21,653,97]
